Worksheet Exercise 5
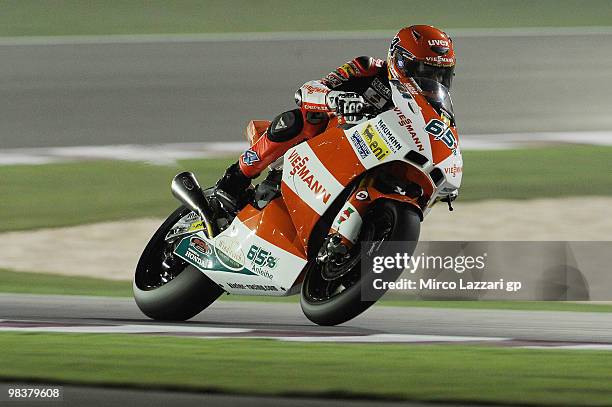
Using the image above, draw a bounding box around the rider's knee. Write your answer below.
[267,109,304,142]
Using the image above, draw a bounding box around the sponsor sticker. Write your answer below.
[190,237,212,255]
[303,84,328,94]
[371,77,392,100]
[425,56,454,65]
[428,39,450,47]
[375,119,403,153]
[337,207,355,225]
[187,220,204,232]
[227,282,279,292]
[246,244,278,280]
[287,150,332,204]
[363,88,387,109]
[324,72,345,87]
[444,164,462,177]
[242,149,260,166]
[355,190,369,201]
[185,247,207,268]
[214,235,245,271]
[338,62,357,78]
[393,108,424,152]
[349,131,370,159]
[361,124,391,161]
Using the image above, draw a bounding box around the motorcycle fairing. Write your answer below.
[173,79,462,296]
[173,206,307,296]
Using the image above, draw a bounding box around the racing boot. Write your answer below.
[214,162,252,214]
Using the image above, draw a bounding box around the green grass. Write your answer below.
[0,0,611,37]
[0,269,132,297]
[1,146,611,232]
[459,146,612,201]
[2,269,612,313]
[0,158,232,231]
[1,333,612,406]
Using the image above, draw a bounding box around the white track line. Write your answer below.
[1,26,612,46]
[2,131,611,166]
[522,344,612,351]
[0,324,250,334]
[0,322,505,343]
[267,334,507,343]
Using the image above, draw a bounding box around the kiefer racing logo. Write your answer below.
[287,150,332,204]
[361,124,391,161]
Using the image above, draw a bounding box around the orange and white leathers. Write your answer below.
[237,56,392,178]
[173,77,462,296]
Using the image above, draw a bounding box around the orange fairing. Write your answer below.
[280,183,322,250]
[244,120,271,146]
[367,185,421,214]
[237,200,307,259]
[281,127,367,250]
[307,127,366,185]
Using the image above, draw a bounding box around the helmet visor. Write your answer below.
[396,49,455,89]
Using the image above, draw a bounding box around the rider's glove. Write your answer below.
[327,91,366,125]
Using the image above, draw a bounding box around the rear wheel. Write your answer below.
[300,200,420,326]
[133,207,224,321]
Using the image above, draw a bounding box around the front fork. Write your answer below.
[318,175,422,264]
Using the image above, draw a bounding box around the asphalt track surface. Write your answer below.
[3,33,612,405]
[3,294,611,406]
[3,294,612,343]
[2,33,612,148]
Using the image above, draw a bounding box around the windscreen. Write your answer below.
[413,77,456,126]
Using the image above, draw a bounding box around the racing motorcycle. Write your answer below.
[133,77,462,326]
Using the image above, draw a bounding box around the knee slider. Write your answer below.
[268,109,304,142]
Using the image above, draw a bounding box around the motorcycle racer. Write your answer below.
[215,25,456,210]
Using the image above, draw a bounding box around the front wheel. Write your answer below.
[300,200,420,326]
[133,206,224,321]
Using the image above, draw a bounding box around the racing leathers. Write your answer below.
[215,56,395,206]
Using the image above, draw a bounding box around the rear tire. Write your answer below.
[300,200,420,326]
[133,207,224,321]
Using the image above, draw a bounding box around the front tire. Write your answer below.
[300,200,420,326]
[133,206,224,321]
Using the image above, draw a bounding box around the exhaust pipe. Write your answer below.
[171,171,217,237]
